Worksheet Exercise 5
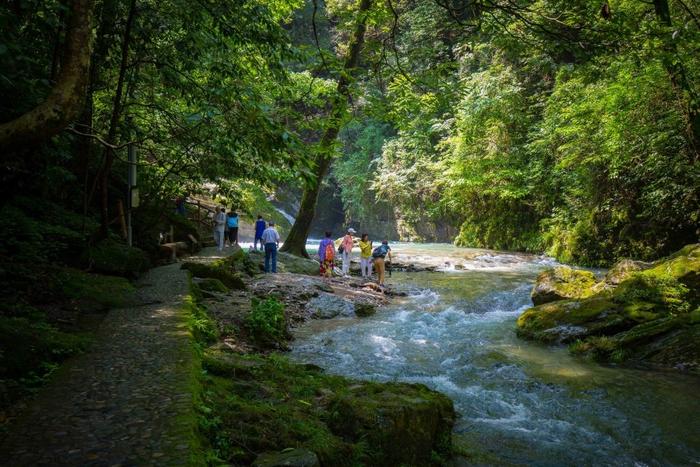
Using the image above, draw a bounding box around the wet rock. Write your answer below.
[530,266,597,305]
[253,449,320,467]
[306,293,354,319]
[328,382,455,466]
[354,302,376,317]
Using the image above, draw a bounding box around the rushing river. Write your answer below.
[290,243,700,466]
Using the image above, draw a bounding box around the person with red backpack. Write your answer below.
[318,231,335,278]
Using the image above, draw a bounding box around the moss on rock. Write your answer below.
[199,350,455,466]
[181,262,246,290]
[196,278,228,294]
[328,382,455,466]
[248,250,320,276]
[530,266,597,305]
[518,244,700,373]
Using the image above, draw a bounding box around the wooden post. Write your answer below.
[117,199,127,239]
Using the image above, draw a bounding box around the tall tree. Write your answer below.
[0,0,95,151]
[281,0,373,257]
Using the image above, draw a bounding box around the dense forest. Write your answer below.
[2,0,698,268]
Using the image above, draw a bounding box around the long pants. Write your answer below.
[360,257,373,277]
[342,251,352,275]
[264,243,278,273]
[227,227,238,244]
[214,229,225,251]
[254,237,264,251]
[374,258,386,285]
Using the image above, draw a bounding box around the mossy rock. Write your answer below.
[83,239,150,277]
[248,250,320,276]
[328,382,455,466]
[198,353,455,466]
[181,262,246,290]
[519,244,700,372]
[56,268,135,309]
[202,349,265,379]
[531,266,598,305]
[197,278,229,294]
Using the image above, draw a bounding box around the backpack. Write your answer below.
[372,244,389,258]
[324,243,335,261]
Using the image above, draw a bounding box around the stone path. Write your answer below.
[0,262,196,466]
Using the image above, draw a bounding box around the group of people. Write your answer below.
[213,207,240,251]
[214,211,391,284]
[318,228,393,286]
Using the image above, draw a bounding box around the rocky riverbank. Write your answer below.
[517,244,700,373]
[183,246,455,465]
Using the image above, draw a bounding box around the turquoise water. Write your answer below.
[290,244,700,466]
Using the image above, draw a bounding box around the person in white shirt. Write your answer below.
[214,207,226,251]
[261,222,281,273]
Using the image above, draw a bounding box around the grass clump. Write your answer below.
[245,298,287,348]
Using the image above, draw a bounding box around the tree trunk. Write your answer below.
[0,0,95,151]
[653,0,700,151]
[99,0,137,237]
[280,0,373,257]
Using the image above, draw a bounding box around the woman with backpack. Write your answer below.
[318,231,335,278]
[372,239,392,286]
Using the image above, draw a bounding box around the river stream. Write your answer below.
[290,243,700,466]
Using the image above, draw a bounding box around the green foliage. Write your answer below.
[245,298,287,347]
[184,293,219,348]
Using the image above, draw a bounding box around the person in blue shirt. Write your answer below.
[254,215,266,251]
[226,210,239,246]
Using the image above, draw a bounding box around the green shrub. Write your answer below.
[245,298,286,347]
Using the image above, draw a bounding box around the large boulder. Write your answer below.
[530,266,597,305]
[518,244,700,373]
[328,382,455,466]
[305,293,354,319]
[253,449,320,467]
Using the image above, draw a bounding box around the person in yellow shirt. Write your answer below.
[358,233,373,278]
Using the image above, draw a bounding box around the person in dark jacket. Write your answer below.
[254,215,266,251]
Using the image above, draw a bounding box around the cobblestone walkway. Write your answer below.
[0,262,196,466]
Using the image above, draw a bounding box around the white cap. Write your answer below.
[348,228,357,234]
